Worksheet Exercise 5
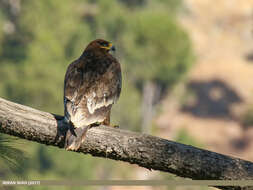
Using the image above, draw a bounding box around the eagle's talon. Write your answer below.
[65,136,82,151]
[64,126,89,151]
[65,143,81,151]
[112,125,119,128]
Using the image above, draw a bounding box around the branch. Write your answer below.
[0,97,253,190]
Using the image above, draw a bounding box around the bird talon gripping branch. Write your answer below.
[112,125,119,128]
[63,39,122,151]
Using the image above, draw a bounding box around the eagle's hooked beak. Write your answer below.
[108,43,116,52]
[100,42,116,52]
[110,45,116,52]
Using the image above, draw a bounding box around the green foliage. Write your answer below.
[123,9,194,87]
[0,0,93,114]
[0,134,26,173]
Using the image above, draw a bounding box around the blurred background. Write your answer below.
[0,0,252,190]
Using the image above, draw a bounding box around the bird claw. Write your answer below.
[112,125,119,128]
[65,141,82,151]
[64,126,89,151]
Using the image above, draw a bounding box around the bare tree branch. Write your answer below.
[0,97,253,190]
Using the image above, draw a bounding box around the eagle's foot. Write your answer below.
[103,122,119,128]
[111,124,119,128]
[64,126,89,151]
[65,140,82,151]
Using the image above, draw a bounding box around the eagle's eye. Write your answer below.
[98,41,108,47]
[98,41,113,51]
[102,42,108,47]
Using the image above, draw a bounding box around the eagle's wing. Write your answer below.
[63,60,85,122]
[84,60,122,115]
[64,57,121,125]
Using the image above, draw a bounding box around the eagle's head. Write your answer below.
[85,39,116,54]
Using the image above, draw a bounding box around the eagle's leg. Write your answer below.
[64,125,90,151]
[102,113,110,125]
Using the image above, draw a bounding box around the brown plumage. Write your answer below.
[63,39,122,150]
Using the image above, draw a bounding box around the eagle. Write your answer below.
[63,39,122,151]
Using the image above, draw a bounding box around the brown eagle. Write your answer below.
[63,39,121,151]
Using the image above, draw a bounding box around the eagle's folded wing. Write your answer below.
[64,59,121,123]
[64,60,84,120]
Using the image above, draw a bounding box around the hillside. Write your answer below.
[157,0,253,160]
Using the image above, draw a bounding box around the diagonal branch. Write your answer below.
[0,97,253,190]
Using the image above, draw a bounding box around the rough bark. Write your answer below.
[0,97,253,190]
